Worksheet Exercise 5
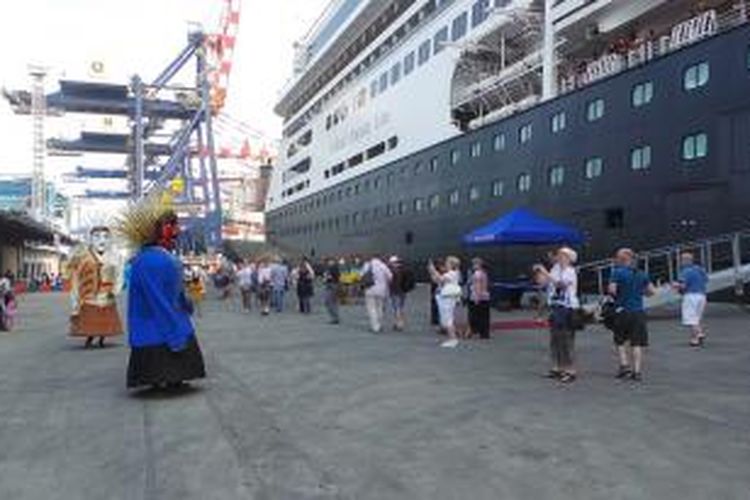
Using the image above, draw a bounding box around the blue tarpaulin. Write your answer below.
[463,208,584,246]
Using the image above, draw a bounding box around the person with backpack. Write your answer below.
[360,255,392,333]
[322,258,342,324]
[295,258,315,314]
[388,256,416,331]
[608,248,657,382]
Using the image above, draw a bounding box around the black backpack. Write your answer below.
[401,268,416,293]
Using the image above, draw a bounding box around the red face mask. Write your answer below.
[158,221,180,250]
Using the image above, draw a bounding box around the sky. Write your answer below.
[0,0,330,178]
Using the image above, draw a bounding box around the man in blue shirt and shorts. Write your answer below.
[674,252,709,347]
[608,248,657,382]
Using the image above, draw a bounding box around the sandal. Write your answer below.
[559,372,576,383]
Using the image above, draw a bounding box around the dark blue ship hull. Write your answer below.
[268,24,750,272]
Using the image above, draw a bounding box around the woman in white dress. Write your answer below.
[428,256,462,348]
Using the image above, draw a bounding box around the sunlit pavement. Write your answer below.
[0,289,748,500]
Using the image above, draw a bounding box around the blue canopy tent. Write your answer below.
[463,208,584,313]
[463,208,584,247]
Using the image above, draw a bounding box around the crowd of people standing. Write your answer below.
[182,245,711,386]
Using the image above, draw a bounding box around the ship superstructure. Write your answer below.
[267,0,750,264]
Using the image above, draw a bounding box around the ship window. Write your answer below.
[632,81,653,107]
[398,200,407,215]
[470,140,482,158]
[586,98,605,122]
[352,212,361,225]
[450,148,462,165]
[493,132,506,151]
[468,185,481,201]
[584,157,603,179]
[519,123,533,144]
[367,142,386,159]
[405,231,414,245]
[517,173,532,192]
[548,165,565,187]
[385,203,393,217]
[551,111,566,133]
[388,136,399,150]
[605,208,625,229]
[391,62,402,85]
[370,80,378,98]
[387,172,394,185]
[348,153,364,167]
[471,0,491,28]
[682,132,708,161]
[683,62,709,90]
[418,39,431,65]
[414,198,424,212]
[429,156,439,172]
[449,189,460,206]
[434,26,449,54]
[630,145,652,170]
[373,176,381,189]
[452,12,468,41]
[491,180,504,197]
[379,72,389,93]
[404,51,416,75]
[324,170,330,179]
[414,161,423,175]
[429,193,441,210]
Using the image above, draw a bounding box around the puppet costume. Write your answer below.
[117,198,205,389]
[68,227,123,346]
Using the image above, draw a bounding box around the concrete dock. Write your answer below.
[0,289,748,500]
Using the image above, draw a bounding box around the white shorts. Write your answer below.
[681,293,707,326]
[436,295,458,329]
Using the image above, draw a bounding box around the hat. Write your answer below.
[557,247,578,264]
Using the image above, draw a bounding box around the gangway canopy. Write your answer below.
[463,208,584,246]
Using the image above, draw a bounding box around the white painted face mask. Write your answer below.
[90,229,112,255]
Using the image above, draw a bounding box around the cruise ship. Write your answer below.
[266,0,750,269]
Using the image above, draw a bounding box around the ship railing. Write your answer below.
[577,230,750,303]
[558,1,749,95]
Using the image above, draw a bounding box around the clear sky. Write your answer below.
[0,0,330,176]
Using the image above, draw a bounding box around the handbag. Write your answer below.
[359,269,375,289]
[440,282,463,298]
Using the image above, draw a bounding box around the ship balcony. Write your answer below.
[450,5,544,130]
[555,0,749,94]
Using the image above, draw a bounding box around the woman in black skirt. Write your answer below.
[117,202,205,390]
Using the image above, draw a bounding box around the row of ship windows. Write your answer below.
[275,53,720,206]
[272,132,709,223]
[367,0,504,104]
[321,58,711,192]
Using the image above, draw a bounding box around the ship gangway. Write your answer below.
[578,230,750,309]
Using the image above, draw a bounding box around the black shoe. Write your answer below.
[545,370,562,379]
[630,372,643,382]
[616,366,632,379]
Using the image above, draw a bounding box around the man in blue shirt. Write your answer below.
[269,259,290,313]
[608,248,656,382]
[674,252,708,347]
